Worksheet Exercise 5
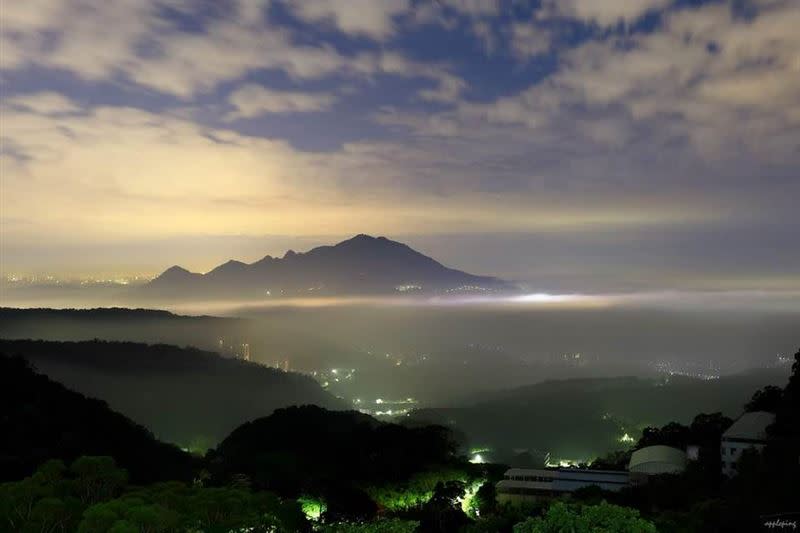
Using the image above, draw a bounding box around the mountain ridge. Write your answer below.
[142,234,514,299]
[0,338,345,447]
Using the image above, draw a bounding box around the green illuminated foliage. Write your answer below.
[70,456,128,505]
[298,495,326,521]
[0,456,308,533]
[512,501,657,533]
[471,481,497,517]
[365,467,469,511]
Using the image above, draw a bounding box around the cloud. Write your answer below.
[1,99,722,249]
[510,22,551,59]
[439,0,501,17]
[2,89,796,290]
[226,84,336,120]
[1,0,798,291]
[0,0,458,100]
[437,1,800,163]
[538,0,672,26]
[5,92,82,115]
[287,0,410,39]
[350,52,467,103]
[0,0,156,79]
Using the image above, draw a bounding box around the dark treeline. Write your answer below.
[0,355,195,484]
[2,349,799,532]
[0,338,344,447]
[212,405,458,494]
[0,307,242,347]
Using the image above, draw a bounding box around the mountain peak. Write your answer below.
[143,235,512,298]
[206,259,247,277]
[148,265,199,287]
[336,234,393,248]
[162,265,192,276]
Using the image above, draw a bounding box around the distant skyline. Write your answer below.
[1,0,799,292]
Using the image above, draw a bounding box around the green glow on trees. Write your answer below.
[512,501,657,532]
[298,496,326,521]
[365,467,469,511]
[459,479,485,518]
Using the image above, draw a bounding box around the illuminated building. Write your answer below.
[496,468,641,503]
[241,343,250,361]
[721,411,775,477]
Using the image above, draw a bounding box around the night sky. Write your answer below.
[1,0,798,291]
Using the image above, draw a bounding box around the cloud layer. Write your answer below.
[1,0,798,290]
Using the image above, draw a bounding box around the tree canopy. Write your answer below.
[512,502,657,533]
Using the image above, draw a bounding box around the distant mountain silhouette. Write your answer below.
[141,234,513,300]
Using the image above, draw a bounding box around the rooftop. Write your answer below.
[723,411,775,441]
[628,445,687,470]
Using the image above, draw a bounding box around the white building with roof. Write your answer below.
[496,467,640,503]
[628,445,687,475]
[721,411,775,477]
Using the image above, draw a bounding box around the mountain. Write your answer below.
[141,234,513,300]
[0,353,195,483]
[0,339,346,448]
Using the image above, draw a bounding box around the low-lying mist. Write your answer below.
[2,291,797,407]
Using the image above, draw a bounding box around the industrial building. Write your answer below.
[496,467,641,503]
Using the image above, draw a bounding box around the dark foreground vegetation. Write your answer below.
[0,354,196,484]
[2,347,798,532]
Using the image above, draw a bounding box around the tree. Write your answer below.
[512,501,657,533]
[70,457,128,505]
[365,467,469,511]
[745,385,783,413]
[636,422,690,450]
[418,481,471,533]
[590,449,632,470]
[771,348,800,441]
[322,486,377,523]
[688,412,733,482]
[77,497,179,533]
[213,406,460,496]
[0,459,83,533]
[473,481,497,517]
[0,353,195,484]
